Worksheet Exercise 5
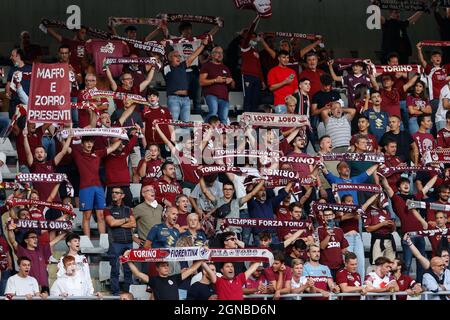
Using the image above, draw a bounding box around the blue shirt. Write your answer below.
[248,188,288,234]
[180,230,208,247]
[325,171,370,204]
[363,109,389,143]
[146,223,180,248]
[163,61,189,95]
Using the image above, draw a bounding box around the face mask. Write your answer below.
[13,62,20,67]
[149,101,159,107]
[129,65,139,72]
[249,40,258,48]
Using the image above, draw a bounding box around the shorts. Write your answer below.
[79,186,106,211]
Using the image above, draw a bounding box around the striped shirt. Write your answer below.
[325,115,352,148]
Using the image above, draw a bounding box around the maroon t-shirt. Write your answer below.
[152,177,182,206]
[200,62,232,101]
[317,226,349,270]
[424,64,450,100]
[342,73,371,107]
[177,154,200,185]
[16,244,51,287]
[176,213,188,228]
[143,106,172,145]
[412,132,435,159]
[0,236,9,271]
[137,158,162,186]
[30,160,60,202]
[77,88,108,128]
[406,95,430,118]
[215,273,246,300]
[437,127,450,149]
[61,38,85,74]
[380,88,402,118]
[396,274,416,301]
[16,127,44,166]
[114,85,140,110]
[299,68,325,99]
[339,215,359,234]
[285,151,311,177]
[384,155,403,192]
[336,268,362,300]
[264,266,292,284]
[391,194,423,233]
[71,146,107,189]
[240,47,263,79]
[363,207,394,235]
[104,135,137,186]
[428,225,450,255]
[85,39,130,77]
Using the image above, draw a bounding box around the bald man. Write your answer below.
[422,257,450,300]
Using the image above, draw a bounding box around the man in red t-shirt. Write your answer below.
[24,128,72,202]
[240,17,265,113]
[318,209,349,278]
[381,139,404,192]
[336,252,366,300]
[299,52,325,100]
[77,74,109,128]
[151,161,182,207]
[411,115,435,165]
[200,46,235,124]
[437,111,450,148]
[264,252,292,299]
[69,136,121,237]
[206,261,261,300]
[267,50,299,113]
[349,116,379,152]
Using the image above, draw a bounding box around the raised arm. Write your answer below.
[23,128,34,167]
[186,38,208,67]
[259,35,276,59]
[244,262,262,280]
[199,177,216,203]
[181,260,203,281]
[299,38,322,59]
[239,180,265,205]
[54,135,72,166]
[379,174,394,198]
[139,67,155,93]
[105,65,118,91]
[155,122,176,154]
[117,101,137,126]
[46,27,63,43]
[403,233,430,269]
[422,174,438,196]
[202,261,217,284]
[407,11,423,24]
[106,139,122,155]
[327,60,343,82]
[403,74,419,92]
[361,193,380,211]
[410,209,428,230]
[416,43,427,68]
[128,260,149,283]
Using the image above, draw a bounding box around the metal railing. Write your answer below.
[244,291,450,300]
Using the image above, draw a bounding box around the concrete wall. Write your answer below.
[0,0,439,61]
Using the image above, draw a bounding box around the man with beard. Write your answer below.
[264,252,292,300]
[105,186,136,296]
[411,115,436,166]
[5,257,42,299]
[364,257,399,300]
[151,161,182,208]
[203,260,261,300]
[321,161,378,205]
[380,174,437,282]
[390,258,422,300]
[277,202,314,247]
[69,136,122,237]
[23,128,72,202]
[145,207,180,249]
[380,139,404,192]
[426,185,450,227]
[303,244,340,300]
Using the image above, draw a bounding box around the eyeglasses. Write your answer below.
[225,237,237,241]
[112,191,124,195]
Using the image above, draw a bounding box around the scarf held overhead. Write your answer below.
[241,112,311,128]
[10,218,73,231]
[6,198,75,217]
[15,173,74,198]
[58,127,129,141]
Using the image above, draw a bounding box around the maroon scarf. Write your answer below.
[158,13,224,27]
[103,57,162,71]
[15,173,74,198]
[378,166,441,177]
[406,200,450,212]
[82,89,150,106]
[334,58,368,71]
[223,218,311,229]
[422,150,450,165]
[332,183,382,194]
[108,17,162,27]
[6,198,75,217]
[10,218,73,231]
[310,201,362,214]
[419,40,450,47]
[241,112,311,128]
[368,64,423,76]
[263,31,321,41]
[234,0,273,18]
[407,228,449,238]
[194,166,259,179]
[372,0,428,11]
[322,152,385,163]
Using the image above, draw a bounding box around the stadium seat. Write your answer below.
[0,137,18,157]
[129,284,150,300]
[130,183,142,202]
[99,261,111,282]
[79,234,109,254]
[362,232,371,252]
[190,114,203,122]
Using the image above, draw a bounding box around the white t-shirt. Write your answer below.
[436,85,450,123]
[291,276,307,289]
[171,39,202,69]
[5,274,40,296]
[50,272,94,297]
[365,271,396,300]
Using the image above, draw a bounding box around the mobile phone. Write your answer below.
[327,219,335,230]
[289,74,295,80]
